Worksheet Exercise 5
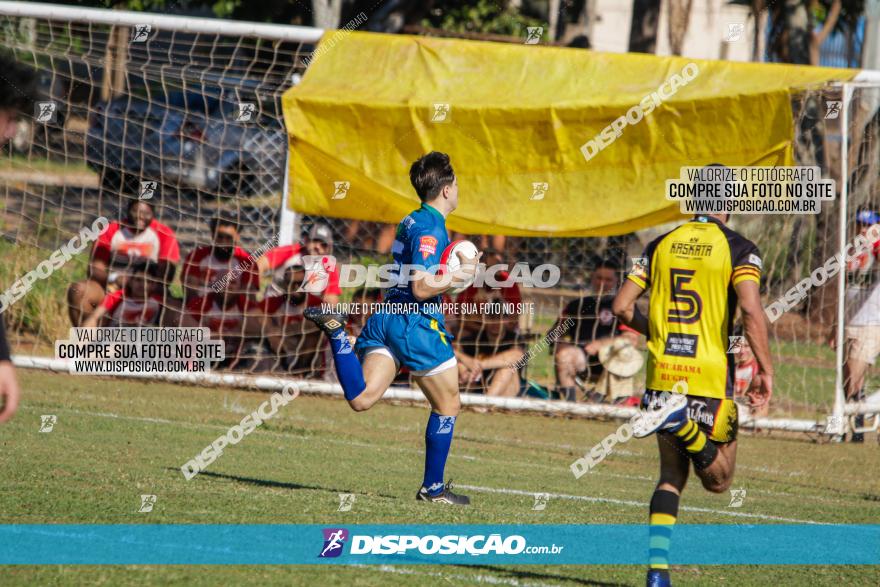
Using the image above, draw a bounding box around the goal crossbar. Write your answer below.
[0,1,324,42]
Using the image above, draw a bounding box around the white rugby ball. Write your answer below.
[439,239,480,294]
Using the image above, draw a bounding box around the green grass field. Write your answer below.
[1,369,878,586]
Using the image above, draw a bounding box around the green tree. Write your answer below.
[421,0,544,38]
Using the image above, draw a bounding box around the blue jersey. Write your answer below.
[385,203,449,319]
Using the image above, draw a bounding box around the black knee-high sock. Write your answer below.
[648,489,679,573]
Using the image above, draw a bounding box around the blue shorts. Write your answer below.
[354,312,456,375]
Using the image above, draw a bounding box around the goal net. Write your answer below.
[1,2,878,436]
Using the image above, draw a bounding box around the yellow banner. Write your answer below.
[282,32,856,236]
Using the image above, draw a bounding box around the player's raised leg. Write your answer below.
[303,309,370,403]
[349,351,398,412]
[633,390,722,473]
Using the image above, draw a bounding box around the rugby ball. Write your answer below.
[439,240,480,294]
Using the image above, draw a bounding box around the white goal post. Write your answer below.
[1,1,879,440]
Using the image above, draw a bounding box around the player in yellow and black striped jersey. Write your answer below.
[612,208,774,587]
[629,214,763,404]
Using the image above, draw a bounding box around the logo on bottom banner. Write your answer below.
[319,528,349,558]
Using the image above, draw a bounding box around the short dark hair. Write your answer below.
[126,197,154,213]
[209,211,240,234]
[593,257,620,272]
[0,53,37,113]
[409,151,455,202]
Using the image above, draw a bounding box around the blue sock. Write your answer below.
[328,331,365,401]
[423,412,456,494]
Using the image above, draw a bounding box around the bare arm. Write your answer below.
[612,279,649,336]
[82,304,109,328]
[813,0,841,47]
[584,330,641,354]
[735,279,774,406]
[88,257,110,287]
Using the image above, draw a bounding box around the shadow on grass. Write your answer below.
[455,564,631,586]
[166,467,397,499]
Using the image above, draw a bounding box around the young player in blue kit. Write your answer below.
[305,152,480,505]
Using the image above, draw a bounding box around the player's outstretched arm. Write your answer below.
[735,279,774,406]
[612,280,648,336]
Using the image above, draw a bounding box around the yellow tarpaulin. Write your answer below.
[282,32,857,236]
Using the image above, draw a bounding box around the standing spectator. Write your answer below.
[181,212,259,301]
[553,258,639,402]
[832,208,880,442]
[259,223,341,306]
[0,53,35,423]
[67,198,180,325]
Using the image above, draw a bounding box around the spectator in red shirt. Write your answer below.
[82,260,181,328]
[180,272,263,370]
[67,198,180,325]
[258,260,326,375]
[259,223,341,306]
[181,212,260,301]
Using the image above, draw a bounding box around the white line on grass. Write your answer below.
[37,407,648,482]
[456,485,825,525]
[21,406,860,515]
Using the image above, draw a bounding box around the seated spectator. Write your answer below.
[259,223,341,306]
[553,258,639,402]
[67,198,180,325]
[454,285,525,397]
[181,273,263,370]
[454,247,521,336]
[258,261,326,376]
[181,212,259,301]
[82,260,182,328]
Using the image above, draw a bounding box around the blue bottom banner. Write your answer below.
[0,524,877,565]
